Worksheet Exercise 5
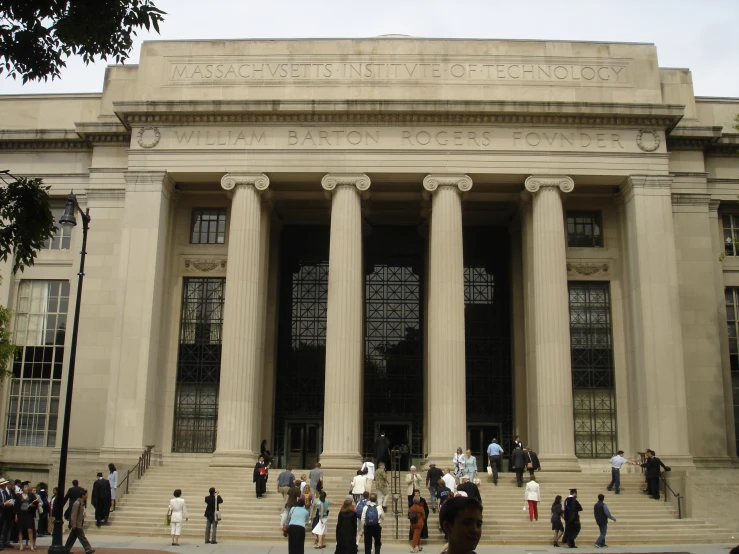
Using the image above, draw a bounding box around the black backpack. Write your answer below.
[408,510,418,524]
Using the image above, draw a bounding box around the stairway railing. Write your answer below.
[118,445,155,499]
[660,472,683,519]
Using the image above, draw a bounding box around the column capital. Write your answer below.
[221,173,270,192]
[423,174,472,193]
[524,175,574,194]
[709,199,721,213]
[321,173,371,194]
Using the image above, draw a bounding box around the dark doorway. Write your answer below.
[286,422,321,470]
[378,423,412,471]
[467,424,502,472]
[464,227,513,455]
[363,226,424,466]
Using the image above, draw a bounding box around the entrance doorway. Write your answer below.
[377,422,412,471]
[286,422,321,469]
[467,424,502,472]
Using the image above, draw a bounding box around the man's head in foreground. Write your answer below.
[439,496,483,554]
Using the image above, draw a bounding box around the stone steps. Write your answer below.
[90,464,735,545]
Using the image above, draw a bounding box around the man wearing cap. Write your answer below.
[91,472,111,527]
[426,463,443,512]
[606,450,628,495]
[562,489,582,548]
[456,476,481,504]
[0,478,15,549]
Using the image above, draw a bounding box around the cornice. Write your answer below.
[0,140,90,151]
[120,112,677,129]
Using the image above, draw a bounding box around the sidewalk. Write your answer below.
[28,534,739,554]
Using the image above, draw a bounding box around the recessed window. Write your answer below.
[722,215,739,256]
[6,280,69,447]
[567,211,603,248]
[191,208,226,244]
[725,287,739,456]
[43,208,72,250]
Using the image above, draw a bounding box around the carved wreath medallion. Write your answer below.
[184,259,227,273]
[137,126,161,149]
[566,263,609,276]
[636,129,660,152]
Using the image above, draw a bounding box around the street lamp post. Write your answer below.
[49,192,91,554]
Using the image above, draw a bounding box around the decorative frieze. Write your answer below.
[184,258,227,273]
[567,262,610,276]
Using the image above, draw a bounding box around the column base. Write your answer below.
[538,453,582,472]
[319,451,363,470]
[210,450,259,467]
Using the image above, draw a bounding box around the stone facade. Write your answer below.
[0,38,737,519]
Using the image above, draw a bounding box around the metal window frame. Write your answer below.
[566,211,604,248]
[190,208,227,245]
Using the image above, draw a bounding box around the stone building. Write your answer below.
[0,38,737,513]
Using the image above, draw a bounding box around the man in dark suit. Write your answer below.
[524,447,541,479]
[456,476,482,504]
[0,478,16,548]
[63,480,85,524]
[373,432,391,469]
[636,449,671,500]
[562,488,583,548]
[511,445,526,487]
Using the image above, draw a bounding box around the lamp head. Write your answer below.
[59,193,78,229]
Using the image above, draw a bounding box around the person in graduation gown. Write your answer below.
[562,489,583,548]
[334,496,358,554]
[91,472,111,527]
[253,456,268,499]
[373,432,391,469]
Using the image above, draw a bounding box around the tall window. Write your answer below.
[569,282,616,458]
[724,287,739,455]
[567,211,603,248]
[172,278,225,453]
[43,208,72,250]
[722,215,739,256]
[6,280,69,447]
[190,209,227,244]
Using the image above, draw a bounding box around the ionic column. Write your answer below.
[211,173,270,467]
[320,174,370,469]
[525,175,579,470]
[423,174,470,464]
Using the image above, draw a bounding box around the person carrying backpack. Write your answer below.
[361,493,384,554]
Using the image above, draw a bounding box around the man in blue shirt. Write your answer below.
[486,439,504,485]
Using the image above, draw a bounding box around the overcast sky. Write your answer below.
[1,0,737,97]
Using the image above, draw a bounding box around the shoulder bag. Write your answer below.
[165,503,172,526]
[215,496,221,521]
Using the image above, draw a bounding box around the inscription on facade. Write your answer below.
[165,57,632,87]
[147,126,662,154]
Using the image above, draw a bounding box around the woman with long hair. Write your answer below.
[35,483,50,537]
[452,448,465,484]
[287,498,310,554]
[107,463,118,512]
[334,496,357,554]
[15,482,39,551]
[551,495,564,547]
[312,490,330,549]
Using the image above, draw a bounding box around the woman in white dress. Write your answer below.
[107,463,118,512]
[452,447,466,484]
[168,489,188,546]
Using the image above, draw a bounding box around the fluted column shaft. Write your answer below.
[424,174,471,463]
[212,173,270,466]
[525,175,579,470]
[320,174,370,469]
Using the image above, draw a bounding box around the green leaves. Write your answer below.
[0,0,166,82]
[0,175,56,273]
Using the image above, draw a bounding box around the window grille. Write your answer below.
[724,287,739,455]
[43,208,72,250]
[567,211,603,248]
[6,280,69,447]
[722,215,739,256]
[190,208,227,244]
[569,282,617,458]
[172,277,225,453]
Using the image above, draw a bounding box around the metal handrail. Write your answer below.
[660,472,683,519]
[117,445,155,499]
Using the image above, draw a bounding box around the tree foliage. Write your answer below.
[0,174,56,273]
[0,0,165,82]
